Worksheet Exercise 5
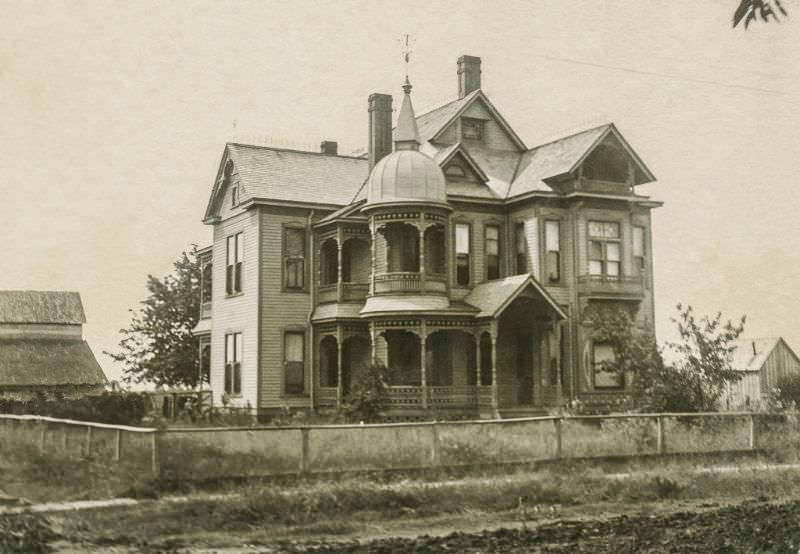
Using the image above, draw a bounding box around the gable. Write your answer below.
[574,126,655,186]
[437,96,524,152]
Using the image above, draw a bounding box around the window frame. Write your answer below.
[632,225,646,279]
[283,225,307,292]
[461,117,484,141]
[484,223,501,281]
[224,332,242,396]
[283,329,307,396]
[591,341,624,390]
[454,221,472,287]
[514,221,527,275]
[587,220,622,278]
[225,232,243,296]
[544,219,561,284]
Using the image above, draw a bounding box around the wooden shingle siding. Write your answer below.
[210,209,260,411]
[259,206,318,409]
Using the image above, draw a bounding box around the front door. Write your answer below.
[516,335,533,404]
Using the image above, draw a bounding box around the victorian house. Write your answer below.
[193,55,661,418]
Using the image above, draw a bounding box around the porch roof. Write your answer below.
[360,295,478,317]
[464,274,567,320]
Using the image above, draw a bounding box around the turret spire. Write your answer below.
[393,77,420,150]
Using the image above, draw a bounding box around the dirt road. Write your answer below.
[272,500,800,553]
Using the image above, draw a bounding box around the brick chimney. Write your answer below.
[368,93,393,170]
[457,55,482,98]
[320,140,338,155]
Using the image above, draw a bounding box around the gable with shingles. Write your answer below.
[0,291,86,325]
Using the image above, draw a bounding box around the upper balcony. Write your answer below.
[577,274,644,299]
[374,272,447,294]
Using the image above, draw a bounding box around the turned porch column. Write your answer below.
[418,217,426,289]
[336,325,344,408]
[336,228,344,302]
[369,219,376,296]
[490,322,499,411]
[420,320,428,409]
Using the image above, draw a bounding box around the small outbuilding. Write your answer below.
[0,290,107,400]
[722,337,800,410]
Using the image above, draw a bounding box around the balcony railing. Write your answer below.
[342,282,369,302]
[374,272,447,294]
[317,283,338,303]
[577,274,644,298]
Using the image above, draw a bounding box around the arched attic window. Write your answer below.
[582,144,630,184]
[224,160,241,207]
[445,164,466,178]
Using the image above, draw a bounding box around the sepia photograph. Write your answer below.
[1,0,799,551]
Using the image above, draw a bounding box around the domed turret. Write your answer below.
[364,78,448,209]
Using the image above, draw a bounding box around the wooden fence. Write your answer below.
[1,412,793,481]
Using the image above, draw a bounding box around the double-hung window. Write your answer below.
[226,233,243,295]
[224,333,242,395]
[545,220,560,283]
[284,331,305,394]
[485,224,500,280]
[455,223,471,286]
[588,221,620,278]
[633,226,646,277]
[284,227,306,290]
[515,222,527,274]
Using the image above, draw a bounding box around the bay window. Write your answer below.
[588,221,620,277]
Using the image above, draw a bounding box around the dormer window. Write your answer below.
[461,118,484,141]
[445,165,466,178]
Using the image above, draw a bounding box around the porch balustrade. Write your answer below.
[342,282,369,301]
[382,385,479,408]
[317,284,338,303]
[316,387,338,407]
[374,272,447,294]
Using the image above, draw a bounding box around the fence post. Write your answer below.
[555,418,563,458]
[299,427,310,473]
[748,413,757,450]
[39,422,46,454]
[85,426,93,456]
[114,429,122,462]
[151,431,160,477]
[656,415,665,454]
[430,423,441,466]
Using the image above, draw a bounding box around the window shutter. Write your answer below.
[524,217,540,280]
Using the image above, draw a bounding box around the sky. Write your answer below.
[1,0,799,383]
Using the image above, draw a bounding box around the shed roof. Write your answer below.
[0,291,86,325]
[730,337,799,372]
[0,339,107,387]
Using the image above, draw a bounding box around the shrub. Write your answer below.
[339,364,393,423]
[776,375,800,408]
[0,513,60,553]
[0,392,148,426]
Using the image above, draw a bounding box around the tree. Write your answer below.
[664,303,746,412]
[734,0,788,29]
[107,246,202,387]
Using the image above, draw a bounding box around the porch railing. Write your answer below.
[317,283,338,303]
[317,387,338,406]
[374,272,448,294]
[342,282,369,301]
[429,386,478,406]
[577,274,644,298]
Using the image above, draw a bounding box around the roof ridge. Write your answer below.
[527,123,614,152]
[227,142,367,161]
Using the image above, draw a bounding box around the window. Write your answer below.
[588,221,620,277]
[284,331,305,394]
[200,339,211,384]
[284,227,306,290]
[225,233,243,295]
[545,220,560,283]
[455,223,471,286]
[231,185,240,207]
[633,226,646,277]
[201,262,212,305]
[224,333,242,395]
[592,342,623,389]
[462,118,484,140]
[445,165,466,178]
[485,224,500,280]
[515,222,527,274]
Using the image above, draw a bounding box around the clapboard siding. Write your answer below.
[210,209,260,411]
[461,100,518,151]
[259,206,318,409]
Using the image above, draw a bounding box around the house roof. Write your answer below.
[0,291,86,325]
[205,144,369,219]
[464,275,567,320]
[730,337,800,372]
[0,339,107,387]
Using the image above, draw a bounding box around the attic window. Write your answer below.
[445,165,466,178]
[461,118,484,141]
[231,184,240,207]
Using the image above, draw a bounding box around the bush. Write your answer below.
[339,364,393,423]
[776,375,800,408]
[0,392,148,426]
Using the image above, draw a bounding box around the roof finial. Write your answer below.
[398,33,415,84]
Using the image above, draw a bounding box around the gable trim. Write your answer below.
[430,91,527,151]
[490,276,567,320]
[439,143,489,183]
[569,124,656,184]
